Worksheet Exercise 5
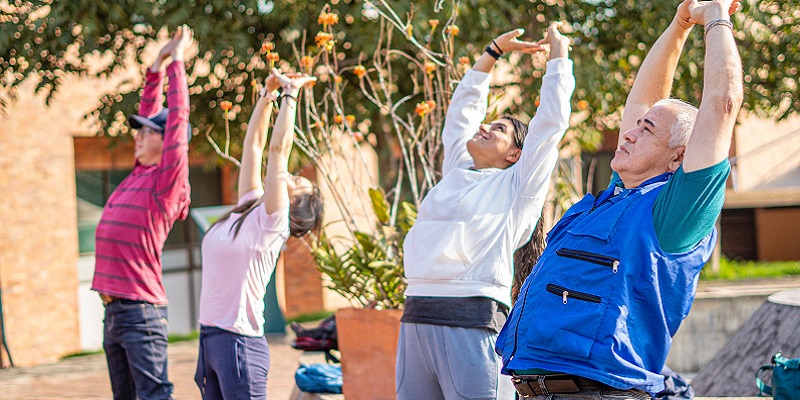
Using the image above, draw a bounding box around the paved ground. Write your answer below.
[3,277,798,399]
[0,331,327,399]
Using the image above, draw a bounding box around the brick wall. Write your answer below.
[0,77,102,367]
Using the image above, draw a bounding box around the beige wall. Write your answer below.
[732,113,800,192]
[0,72,133,366]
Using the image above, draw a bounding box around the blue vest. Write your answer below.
[496,173,716,394]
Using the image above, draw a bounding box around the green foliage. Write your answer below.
[701,257,800,280]
[285,310,335,324]
[4,1,800,152]
[313,187,416,309]
[167,330,200,343]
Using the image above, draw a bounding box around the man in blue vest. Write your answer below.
[496,0,743,398]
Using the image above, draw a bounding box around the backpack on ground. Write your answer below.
[290,315,339,363]
[757,351,800,400]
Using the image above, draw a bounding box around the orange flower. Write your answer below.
[353,65,367,79]
[314,121,325,129]
[445,25,460,36]
[577,100,589,111]
[429,19,440,29]
[333,75,343,84]
[458,56,470,65]
[424,61,436,74]
[315,32,334,47]
[220,101,233,112]
[415,100,436,117]
[300,55,314,69]
[318,12,339,26]
[345,115,356,125]
[266,52,280,62]
[534,98,541,108]
[334,115,344,124]
[261,41,275,52]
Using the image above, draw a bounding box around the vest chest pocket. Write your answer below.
[525,276,612,360]
[566,195,631,242]
[556,248,619,273]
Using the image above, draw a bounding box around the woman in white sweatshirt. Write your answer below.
[396,23,575,400]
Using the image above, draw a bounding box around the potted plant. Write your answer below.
[313,188,414,400]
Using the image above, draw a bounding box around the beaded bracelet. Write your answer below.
[704,19,733,41]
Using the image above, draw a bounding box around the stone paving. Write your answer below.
[0,331,765,400]
[0,332,325,400]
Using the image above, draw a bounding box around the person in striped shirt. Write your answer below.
[91,25,193,400]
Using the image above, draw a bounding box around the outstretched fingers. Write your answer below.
[495,29,544,54]
[537,22,571,60]
[271,68,316,91]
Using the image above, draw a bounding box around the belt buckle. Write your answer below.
[512,375,544,398]
[539,375,549,395]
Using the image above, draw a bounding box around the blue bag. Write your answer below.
[295,363,343,394]
[757,352,800,400]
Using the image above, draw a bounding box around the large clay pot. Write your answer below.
[336,308,403,400]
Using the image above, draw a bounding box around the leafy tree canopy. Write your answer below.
[2,0,798,148]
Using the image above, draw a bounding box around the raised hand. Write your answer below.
[686,0,741,26]
[538,22,570,60]
[170,24,194,62]
[491,29,545,55]
[271,68,316,97]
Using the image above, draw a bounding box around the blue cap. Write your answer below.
[128,109,192,142]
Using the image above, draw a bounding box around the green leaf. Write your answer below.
[354,231,376,253]
[369,187,390,224]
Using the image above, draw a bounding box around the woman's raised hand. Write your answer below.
[271,68,317,97]
[491,29,545,55]
[538,22,570,60]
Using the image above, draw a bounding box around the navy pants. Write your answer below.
[103,300,173,400]
[195,325,271,400]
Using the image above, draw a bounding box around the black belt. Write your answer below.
[511,374,612,397]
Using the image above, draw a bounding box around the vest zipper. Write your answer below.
[546,283,601,304]
[556,248,619,273]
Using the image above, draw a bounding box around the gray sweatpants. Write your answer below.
[395,322,515,400]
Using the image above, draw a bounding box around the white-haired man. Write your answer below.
[497,0,743,398]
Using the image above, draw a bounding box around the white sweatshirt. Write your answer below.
[403,58,575,308]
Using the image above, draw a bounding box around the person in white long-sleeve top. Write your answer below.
[396,22,575,400]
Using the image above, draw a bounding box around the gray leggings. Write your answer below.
[395,322,515,400]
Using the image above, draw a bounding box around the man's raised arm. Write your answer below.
[617,0,695,145]
[683,0,743,172]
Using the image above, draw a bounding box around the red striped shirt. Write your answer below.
[91,61,191,304]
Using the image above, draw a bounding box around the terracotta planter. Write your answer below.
[336,308,403,400]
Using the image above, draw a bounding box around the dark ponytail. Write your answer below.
[206,197,262,240]
[289,186,324,237]
[512,217,546,304]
